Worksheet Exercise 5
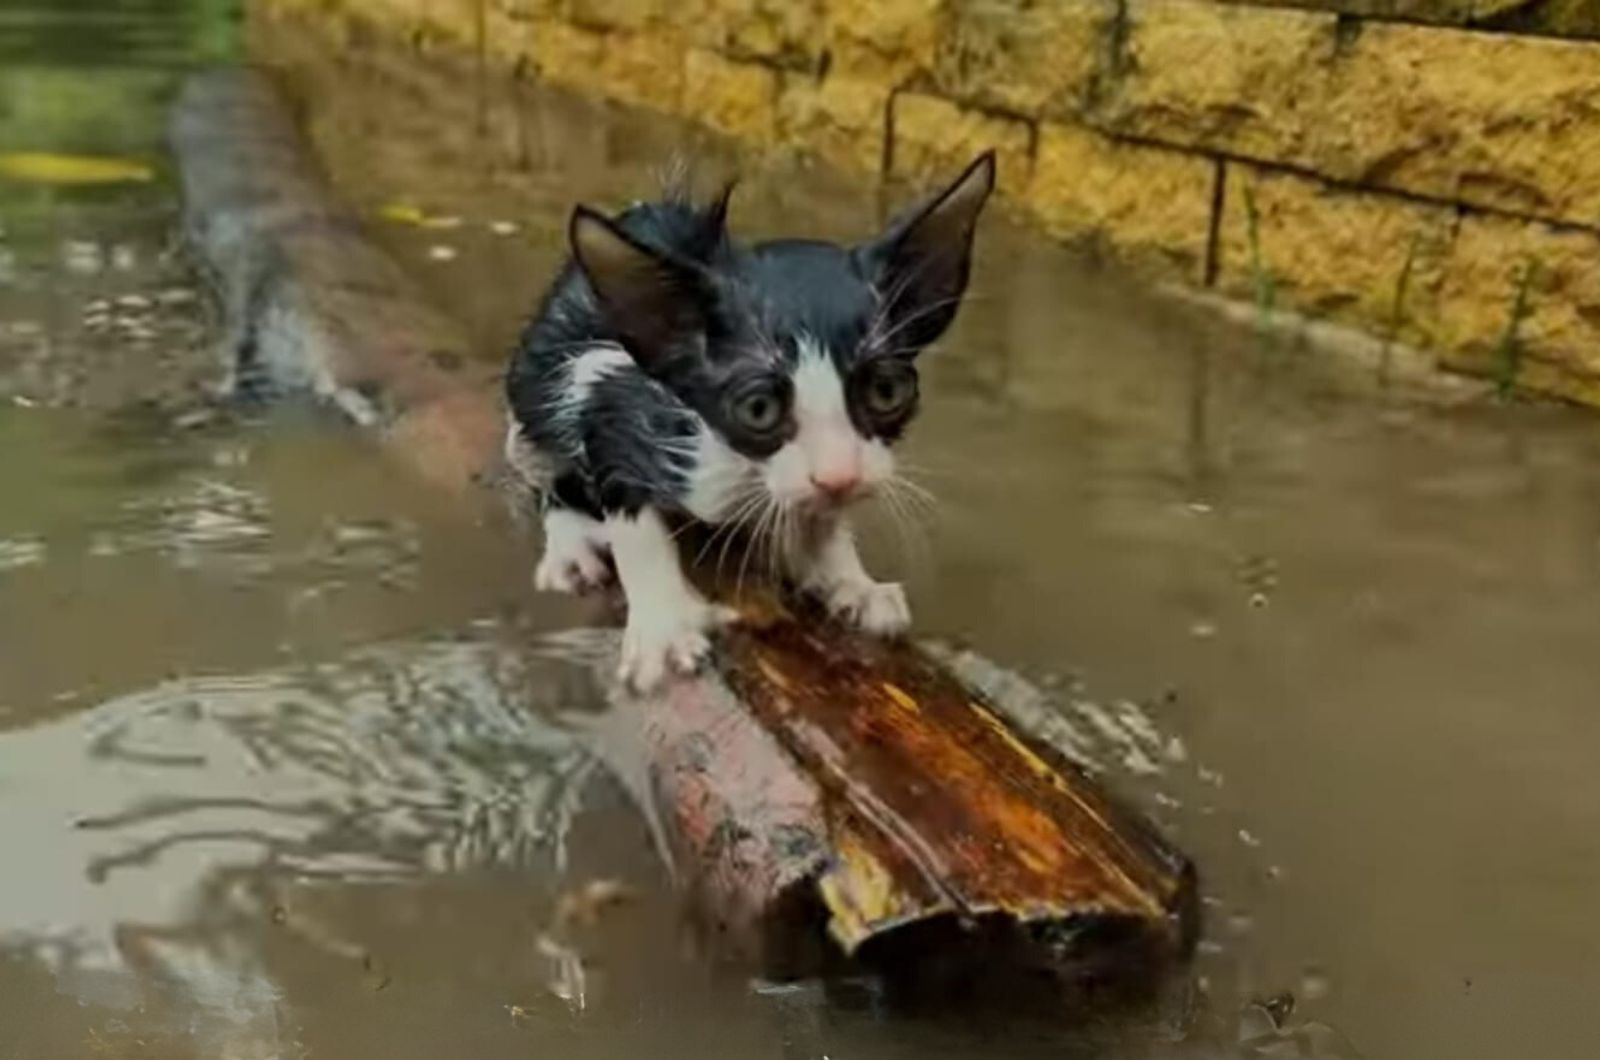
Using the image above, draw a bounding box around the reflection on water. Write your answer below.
[0,638,592,1056]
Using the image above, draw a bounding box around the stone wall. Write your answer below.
[256,0,1600,407]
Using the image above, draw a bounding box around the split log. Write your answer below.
[171,68,1198,1003]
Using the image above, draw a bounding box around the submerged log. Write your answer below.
[171,68,1198,999]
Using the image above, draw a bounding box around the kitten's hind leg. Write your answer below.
[798,516,910,636]
[534,473,613,594]
[608,506,737,692]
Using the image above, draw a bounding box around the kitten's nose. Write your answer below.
[809,470,861,502]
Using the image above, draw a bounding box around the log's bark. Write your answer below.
[172,68,1199,996]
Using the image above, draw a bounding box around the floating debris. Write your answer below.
[380,202,463,230]
[157,287,198,307]
[489,220,520,237]
[1300,966,1332,1001]
[0,152,154,185]
[427,244,458,263]
[377,201,428,226]
[554,877,634,931]
[62,241,103,276]
[535,933,587,1012]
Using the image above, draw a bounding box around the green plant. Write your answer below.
[1493,257,1540,399]
[1379,231,1422,388]
[1241,184,1278,349]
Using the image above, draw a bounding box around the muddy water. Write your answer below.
[3,5,1600,1059]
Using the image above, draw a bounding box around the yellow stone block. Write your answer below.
[1218,164,1456,348]
[777,73,892,175]
[823,0,942,80]
[1026,122,1215,283]
[1108,0,1338,164]
[531,22,685,113]
[528,19,607,90]
[1316,23,1600,225]
[567,0,673,32]
[690,0,821,67]
[684,49,780,143]
[1110,2,1600,227]
[889,93,1031,192]
[934,0,1114,119]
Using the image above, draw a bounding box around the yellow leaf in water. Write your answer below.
[377,201,429,226]
[0,152,154,186]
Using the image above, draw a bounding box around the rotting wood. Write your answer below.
[171,67,1199,998]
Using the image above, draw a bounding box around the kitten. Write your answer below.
[505,152,994,691]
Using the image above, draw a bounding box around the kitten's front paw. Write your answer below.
[534,543,611,594]
[821,578,910,637]
[618,600,737,693]
[535,513,611,594]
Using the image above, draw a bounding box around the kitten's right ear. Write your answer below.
[570,206,708,371]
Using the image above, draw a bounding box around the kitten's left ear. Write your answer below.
[859,150,995,351]
[570,206,710,373]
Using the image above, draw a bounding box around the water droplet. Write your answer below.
[1300,966,1331,1000]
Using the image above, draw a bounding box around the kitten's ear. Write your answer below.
[678,179,737,261]
[859,151,995,350]
[704,178,737,234]
[570,205,708,371]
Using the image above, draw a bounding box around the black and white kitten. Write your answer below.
[505,152,995,691]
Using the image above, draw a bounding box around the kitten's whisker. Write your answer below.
[736,495,776,603]
[888,475,940,511]
[692,489,762,568]
[877,480,934,573]
[708,489,766,575]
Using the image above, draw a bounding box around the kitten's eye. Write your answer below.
[729,379,787,435]
[861,362,918,418]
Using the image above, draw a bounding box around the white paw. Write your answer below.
[822,578,911,636]
[535,510,611,594]
[534,543,611,593]
[618,599,737,693]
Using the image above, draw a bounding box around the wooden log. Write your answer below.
[171,68,1199,1001]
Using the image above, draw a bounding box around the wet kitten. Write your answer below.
[505,152,994,691]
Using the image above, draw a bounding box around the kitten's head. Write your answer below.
[570,151,994,512]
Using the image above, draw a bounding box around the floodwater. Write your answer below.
[4,3,1600,1058]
